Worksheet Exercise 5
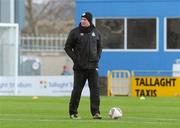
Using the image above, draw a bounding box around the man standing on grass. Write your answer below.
[64,11,102,119]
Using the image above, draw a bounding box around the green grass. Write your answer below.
[0,96,180,128]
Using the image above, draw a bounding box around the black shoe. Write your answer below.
[93,113,102,119]
[70,114,80,119]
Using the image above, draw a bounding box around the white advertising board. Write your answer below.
[0,76,89,96]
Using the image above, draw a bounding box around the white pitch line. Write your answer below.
[0,117,179,125]
[1,113,180,122]
[126,116,180,121]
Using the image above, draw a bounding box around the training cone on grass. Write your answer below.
[32,96,39,100]
[140,96,145,100]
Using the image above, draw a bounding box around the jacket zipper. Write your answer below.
[87,33,91,69]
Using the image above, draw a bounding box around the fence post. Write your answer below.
[107,70,112,96]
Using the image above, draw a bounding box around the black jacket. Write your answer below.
[64,25,102,70]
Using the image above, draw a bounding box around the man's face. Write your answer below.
[80,17,90,27]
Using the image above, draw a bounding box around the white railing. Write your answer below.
[20,34,67,52]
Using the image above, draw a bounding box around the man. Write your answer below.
[64,12,102,119]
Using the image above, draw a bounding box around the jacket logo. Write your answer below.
[80,33,84,36]
[92,32,96,37]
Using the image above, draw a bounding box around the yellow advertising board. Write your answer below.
[132,76,180,96]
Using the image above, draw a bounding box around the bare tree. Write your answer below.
[26,0,34,34]
[25,0,51,35]
[22,0,75,35]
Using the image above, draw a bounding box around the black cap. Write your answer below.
[81,12,93,24]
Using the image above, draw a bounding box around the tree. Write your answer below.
[22,0,75,35]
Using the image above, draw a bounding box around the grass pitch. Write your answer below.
[0,96,180,128]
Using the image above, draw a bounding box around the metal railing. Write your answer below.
[107,70,131,96]
[20,34,67,52]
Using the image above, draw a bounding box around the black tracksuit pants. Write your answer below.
[69,69,100,116]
